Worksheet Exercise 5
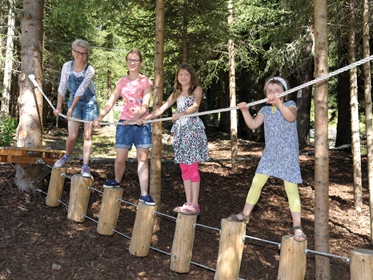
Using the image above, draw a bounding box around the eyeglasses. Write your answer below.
[74,50,88,56]
[126,59,141,64]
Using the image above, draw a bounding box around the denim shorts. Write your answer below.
[68,99,98,121]
[115,121,152,149]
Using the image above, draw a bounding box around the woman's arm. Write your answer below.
[93,87,121,126]
[143,93,176,121]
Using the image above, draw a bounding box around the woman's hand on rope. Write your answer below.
[53,108,61,117]
[237,102,249,111]
[66,108,73,119]
[92,119,101,128]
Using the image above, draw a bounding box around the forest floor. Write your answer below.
[0,125,371,280]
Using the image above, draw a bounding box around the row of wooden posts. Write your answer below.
[46,167,373,280]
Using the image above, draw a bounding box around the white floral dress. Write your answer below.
[171,96,210,164]
[256,100,302,184]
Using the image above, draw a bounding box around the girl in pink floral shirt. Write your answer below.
[94,48,155,205]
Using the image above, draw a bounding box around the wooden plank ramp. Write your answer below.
[0,147,65,165]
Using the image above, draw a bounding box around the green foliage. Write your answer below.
[0,115,16,146]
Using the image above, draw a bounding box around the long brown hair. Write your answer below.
[173,63,200,100]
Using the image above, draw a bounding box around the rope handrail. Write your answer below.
[28,54,373,126]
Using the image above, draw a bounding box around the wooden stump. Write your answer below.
[277,235,307,280]
[67,174,93,222]
[170,213,198,273]
[350,248,373,280]
[46,167,67,207]
[214,218,246,280]
[129,203,157,257]
[97,187,123,235]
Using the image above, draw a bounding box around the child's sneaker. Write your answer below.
[81,165,92,178]
[104,180,121,188]
[54,155,70,168]
[139,194,156,206]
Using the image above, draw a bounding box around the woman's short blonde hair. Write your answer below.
[72,39,90,51]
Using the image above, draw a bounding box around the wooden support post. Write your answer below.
[277,235,307,280]
[97,187,123,235]
[214,219,246,280]
[350,248,373,280]
[129,203,157,257]
[67,174,93,223]
[170,213,198,273]
[46,167,67,207]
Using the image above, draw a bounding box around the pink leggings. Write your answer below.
[180,162,200,182]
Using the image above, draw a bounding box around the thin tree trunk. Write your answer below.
[297,26,314,149]
[362,0,373,244]
[314,0,330,279]
[348,0,362,211]
[15,0,44,192]
[150,0,165,229]
[182,0,188,63]
[228,0,238,173]
[107,70,114,124]
[1,0,16,114]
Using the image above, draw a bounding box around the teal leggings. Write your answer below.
[245,173,301,212]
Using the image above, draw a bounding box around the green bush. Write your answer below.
[0,115,16,146]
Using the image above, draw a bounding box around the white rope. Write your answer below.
[28,54,373,126]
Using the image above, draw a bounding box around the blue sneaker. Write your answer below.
[139,194,156,206]
[104,180,120,188]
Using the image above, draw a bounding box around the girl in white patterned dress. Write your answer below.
[142,63,210,215]
[227,77,306,242]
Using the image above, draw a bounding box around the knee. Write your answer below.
[189,163,200,182]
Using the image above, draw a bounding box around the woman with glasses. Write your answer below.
[93,48,155,206]
[53,39,98,178]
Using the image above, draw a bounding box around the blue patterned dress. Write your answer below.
[171,96,210,164]
[255,100,302,184]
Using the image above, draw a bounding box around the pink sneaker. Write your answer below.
[181,204,200,215]
[173,203,191,213]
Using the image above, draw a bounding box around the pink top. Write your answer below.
[116,75,153,120]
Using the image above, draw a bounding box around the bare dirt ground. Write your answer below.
[0,126,371,280]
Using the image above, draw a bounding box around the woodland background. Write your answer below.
[0,1,373,280]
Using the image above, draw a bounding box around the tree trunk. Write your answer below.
[362,0,373,244]
[182,0,188,63]
[150,0,165,228]
[335,71,351,147]
[1,0,16,114]
[15,0,45,192]
[297,26,314,150]
[314,0,330,279]
[347,0,362,211]
[107,70,114,124]
[228,0,238,173]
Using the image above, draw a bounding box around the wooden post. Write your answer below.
[46,167,67,207]
[214,219,246,280]
[170,213,198,273]
[129,203,157,257]
[277,235,307,280]
[350,248,373,280]
[97,187,123,235]
[67,174,93,223]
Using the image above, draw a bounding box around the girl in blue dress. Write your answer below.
[228,77,306,242]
